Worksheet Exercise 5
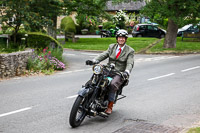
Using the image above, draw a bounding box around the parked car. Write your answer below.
[132,24,166,38]
[177,24,199,37]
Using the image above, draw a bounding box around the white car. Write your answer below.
[177,24,199,36]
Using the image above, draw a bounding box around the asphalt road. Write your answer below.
[0,50,200,133]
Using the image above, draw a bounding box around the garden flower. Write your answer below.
[27,48,66,73]
[43,49,46,53]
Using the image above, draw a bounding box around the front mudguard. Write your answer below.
[78,87,93,98]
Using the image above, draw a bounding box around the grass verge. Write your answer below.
[148,37,200,54]
[187,127,200,133]
[62,37,157,53]
[61,37,200,54]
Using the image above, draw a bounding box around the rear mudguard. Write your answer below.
[78,87,93,97]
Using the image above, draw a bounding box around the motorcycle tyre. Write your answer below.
[69,96,87,128]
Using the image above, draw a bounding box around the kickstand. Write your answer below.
[116,94,126,101]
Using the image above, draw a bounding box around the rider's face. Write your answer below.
[117,36,126,46]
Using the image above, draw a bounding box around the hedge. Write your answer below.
[26,32,63,52]
[61,16,76,33]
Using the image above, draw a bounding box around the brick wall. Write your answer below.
[0,49,33,79]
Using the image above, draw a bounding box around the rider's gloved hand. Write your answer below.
[122,71,129,80]
[86,60,94,65]
[86,60,99,65]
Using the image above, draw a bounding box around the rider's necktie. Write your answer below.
[116,48,121,59]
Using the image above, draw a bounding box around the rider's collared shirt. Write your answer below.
[115,44,125,56]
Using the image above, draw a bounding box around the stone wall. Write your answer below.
[0,49,33,79]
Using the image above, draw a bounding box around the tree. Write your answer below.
[0,0,31,43]
[0,0,65,42]
[112,0,200,48]
[0,0,64,42]
[64,0,110,34]
[61,16,76,42]
[1,0,109,42]
[28,0,65,39]
[65,0,108,17]
[141,0,200,48]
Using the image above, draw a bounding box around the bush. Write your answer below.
[0,30,3,35]
[61,16,76,33]
[113,10,128,29]
[1,25,26,34]
[26,32,63,52]
[76,15,100,34]
[0,37,26,53]
[103,21,116,30]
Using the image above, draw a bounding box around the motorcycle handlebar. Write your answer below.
[86,62,124,78]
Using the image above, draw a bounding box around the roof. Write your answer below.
[105,0,146,11]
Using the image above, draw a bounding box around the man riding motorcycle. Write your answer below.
[86,29,135,115]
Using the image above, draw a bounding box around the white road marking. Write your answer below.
[81,53,99,56]
[58,68,91,75]
[89,56,97,58]
[66,95,78,99]
[63,53,76,56]
[58,71,73,75]
[167,56,180,59]
[73,69,85,72]
[0,107,33,118]
[13,77,21,80]
[148,73,175,81]
[135,56,180,63]
[181,66,200,72]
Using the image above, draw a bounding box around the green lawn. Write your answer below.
[149,37,200,53]
[62,37,200,54]
[62,37,157,53]
[1,37,200,54]
[187,127,200,133]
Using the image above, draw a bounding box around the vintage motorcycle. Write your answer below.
[69,62,128,128]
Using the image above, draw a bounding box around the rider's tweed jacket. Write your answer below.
[94,43,134,73]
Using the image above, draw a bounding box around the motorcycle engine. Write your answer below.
[96,100,108,112]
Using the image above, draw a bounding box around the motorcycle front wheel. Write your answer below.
[69,96,87,128]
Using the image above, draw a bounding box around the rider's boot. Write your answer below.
[105,101,114,115]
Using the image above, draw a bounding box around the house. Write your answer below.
[105,0,146,14]
[105,0,147,24]
[57,1,146,29]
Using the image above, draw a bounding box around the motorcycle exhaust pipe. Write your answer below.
[89,110,97,116]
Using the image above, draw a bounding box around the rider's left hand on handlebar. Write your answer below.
[86,60,99,65]
[86,60,94,65]
[122,71,129,80]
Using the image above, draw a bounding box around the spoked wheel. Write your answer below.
[69,96,88,128]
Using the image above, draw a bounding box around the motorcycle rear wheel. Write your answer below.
[69,96,87,128]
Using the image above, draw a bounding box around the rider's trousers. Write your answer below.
[108,74,123,102]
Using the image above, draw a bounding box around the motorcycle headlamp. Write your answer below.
[92,64,103,74]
